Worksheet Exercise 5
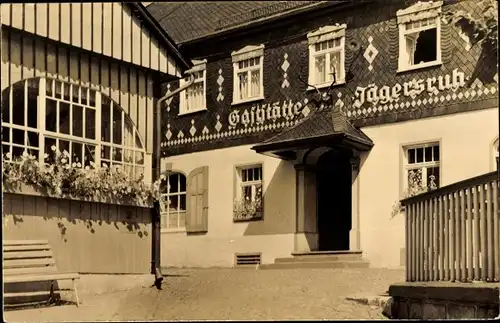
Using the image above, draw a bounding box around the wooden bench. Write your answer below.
[3,240,80,307]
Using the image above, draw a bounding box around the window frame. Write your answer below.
[402,141,441,196]
[233,163,264,222]
[179,59,207,116]
[231,45,265,105]
[1,77,148,180]
[160,172,187,233]
[307,24,347,90]
[396,1,443,73]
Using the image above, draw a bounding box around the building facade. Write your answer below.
[151,0,498,269]
[1,3,190,273]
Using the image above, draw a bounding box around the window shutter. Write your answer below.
[186,166,209,233]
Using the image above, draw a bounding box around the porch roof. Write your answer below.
[251,107,374,159]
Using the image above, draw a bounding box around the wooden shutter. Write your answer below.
[186,166,209,233]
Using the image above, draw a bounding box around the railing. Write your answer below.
[401,171,499,283]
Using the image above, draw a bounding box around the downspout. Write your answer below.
[152,73,195,289]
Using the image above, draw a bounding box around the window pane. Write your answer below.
[315,55,326,83]
[46,79,53,97]
[169,174,179,193]
[169,195,179,211]
[12,83,25,126]
[433,145,440,161]
[135,166,144,179]
[61,83,70,101]
[243,186,252,201]
[3,145,11,158]
[123,149,134,163]
[135,151,144,165]
[2,127,10,143]
[27,93,38,128]
[101,145,111,160]
[329,51,341,80]
[248,168,254,181]
[408,149,416,164]
[27,131,39,148]
[112,147,122,161]
[424,146,433,162]
[72,142,83,165]
[250,70,260,97]
[12,129,24,145]
[242,169,248,182]
[73,105,83,137]
[416,147,424,163]
[238,72,248,100]
[179,195,186,211]
[85,108,96,139]
[112,105,122,144]
[72,84,80,104]
[54,81,62,98]
[427,166,440,188]
[12,146,24,159]
[84,144,95,167]
[101,102,111,142]
[179,175,186,192]
[45,137,57,162]
[59,102,70,134]
[45,99,57,132]
[59,139,70,157]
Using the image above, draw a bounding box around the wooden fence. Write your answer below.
[401,171,499,282]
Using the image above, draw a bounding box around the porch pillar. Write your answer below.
[294,164,318,252]
[349,154,361,251]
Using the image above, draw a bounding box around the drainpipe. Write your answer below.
[152,73,195,289]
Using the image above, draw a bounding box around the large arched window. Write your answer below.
[160,172,187,230]
[1,77,146,178]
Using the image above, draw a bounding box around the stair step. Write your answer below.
[275,254,362,263]
[260,260,370,270]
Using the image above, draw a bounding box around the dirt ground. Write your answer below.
[4,267,404,322]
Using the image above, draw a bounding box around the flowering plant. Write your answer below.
[233,186,263,221]
[2,146,163,206]
[390,169,438,218]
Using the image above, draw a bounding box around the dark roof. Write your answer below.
[252,107,373,156]
[146,1,325,44]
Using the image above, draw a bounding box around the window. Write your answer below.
[160,173,187,230]
[307,24,346,88]
[404,143,440,196]
[1,77,146,179]
[179,59,207,115]
[397,1,443,72]
[234,165,263,221]
[232,45,264,105]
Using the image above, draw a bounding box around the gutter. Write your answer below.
[151,72,195,289]
[129,2,192,71]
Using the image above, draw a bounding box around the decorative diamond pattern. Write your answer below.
[363,36,379,72]
[202,126,209,135]
[217,69,224,102]
[470,78,483,89]
[166,84,173,112]
[215,115,222,133]
[281,53,290,88]
[177,130,184,139]
[165,124,172,140]
[302,105,311,117]
[494,73,498,83]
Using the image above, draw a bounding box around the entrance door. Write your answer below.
[316,149,352,251]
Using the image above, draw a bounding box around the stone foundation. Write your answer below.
[386,282,500,319]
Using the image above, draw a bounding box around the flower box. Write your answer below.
[2,183,153,208]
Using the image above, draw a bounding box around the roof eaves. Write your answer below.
[128,2,192,71]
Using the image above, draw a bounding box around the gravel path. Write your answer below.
[4,268,404,321]
[112,267,403,321]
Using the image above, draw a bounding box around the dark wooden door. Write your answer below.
[316,150,352,251]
